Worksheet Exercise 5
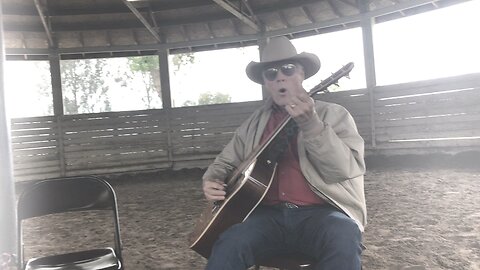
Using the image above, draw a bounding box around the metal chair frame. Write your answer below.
[16,176,123,270]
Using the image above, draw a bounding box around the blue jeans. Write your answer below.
[205,204,362,270]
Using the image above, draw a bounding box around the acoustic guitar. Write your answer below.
[189,62,355,258]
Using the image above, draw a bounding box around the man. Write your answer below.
[202,36,366,270]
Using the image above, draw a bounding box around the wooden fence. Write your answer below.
[10,73,480,181]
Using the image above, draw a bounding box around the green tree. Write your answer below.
[183,91,232,106]
[34,61,54,115]
[128,53,195,108]
[128,56,159,109]
[61,59,111,114]
[171,53,195,73]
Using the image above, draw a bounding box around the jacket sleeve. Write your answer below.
[297,102,365,184]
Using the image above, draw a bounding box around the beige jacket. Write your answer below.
[203,98,367,231]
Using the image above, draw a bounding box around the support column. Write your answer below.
[257,36,268,99]
[0,0,17,259]
[50,53,63,116]
[360,2,377,148]
[158,49,171,109]
[158,49,174,167]
[49,53,66,175]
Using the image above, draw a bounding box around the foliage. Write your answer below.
[183,91,231,106]
[34,61,54,115]
[127,56,160,109]
[61,59,111,114]
[171,53,195,73]
[129,56,159,72]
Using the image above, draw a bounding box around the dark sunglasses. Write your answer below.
[262,63,297,81]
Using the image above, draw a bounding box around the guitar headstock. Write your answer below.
[308,62,354,96]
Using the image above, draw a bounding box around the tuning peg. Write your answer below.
[334,83,340,87]
[346,74,351,79]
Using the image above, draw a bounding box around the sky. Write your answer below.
[3,0,480,118]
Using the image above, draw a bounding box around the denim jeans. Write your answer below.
[205,204,362,270]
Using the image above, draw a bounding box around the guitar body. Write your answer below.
[189,158,277,258]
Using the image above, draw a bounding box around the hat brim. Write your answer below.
[246,52,321,84]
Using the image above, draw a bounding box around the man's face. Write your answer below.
[262,62,305,107]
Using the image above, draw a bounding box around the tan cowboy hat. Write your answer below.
[246,36,321,84]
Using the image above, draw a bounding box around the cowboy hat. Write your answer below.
[246,36,321,84]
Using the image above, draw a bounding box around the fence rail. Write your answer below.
[10,73,480,181]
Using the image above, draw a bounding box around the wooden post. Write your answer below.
[0,0,17,258]
[49,53,67,176]
[359,2,377,148]
[158,49,174,167]
[257,36,268,99]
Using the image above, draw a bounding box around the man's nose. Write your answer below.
[276,71,288,81]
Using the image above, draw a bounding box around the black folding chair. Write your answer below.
[17,176,124,270]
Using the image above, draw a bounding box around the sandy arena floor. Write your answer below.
[18,166,480,269]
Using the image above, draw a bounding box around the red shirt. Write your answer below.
[261,107,324,206]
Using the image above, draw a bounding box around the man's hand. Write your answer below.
[203,179,227,202]
[285,90,316,125]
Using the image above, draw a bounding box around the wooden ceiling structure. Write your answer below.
[1,0,470,60]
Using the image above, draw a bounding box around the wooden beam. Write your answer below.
[212,0,260,31]
[337,0,358,9]
[158,50,172,109]
[301,6,317,23]
[327,0,343,18]
[359,1,377,148]
[33,0,55,47]
[121,0,162,43]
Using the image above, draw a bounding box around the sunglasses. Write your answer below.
[262,63,297,81]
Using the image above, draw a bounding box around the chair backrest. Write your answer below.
[16,176,122,268]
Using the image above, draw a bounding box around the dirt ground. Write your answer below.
[18,164,480,270]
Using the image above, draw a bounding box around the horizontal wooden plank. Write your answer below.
[63,129,168,142]
[11,140,58,150]
[376,111,480,128]
[374,89,480,113]
[13,159,60,170]
[376,122,480,141]
[374,138,480,149]
[10,115,56,124]
[375,105,479,122]
[11,120,58,130]
[65,156,171,170]
[14,172,63,182]
[374,73,480,98]
[10,134,59,144]
[65,147,169,161]
[169,112,252,128]
[61,116,169,130]
[12,147,59,157]
[318,93,371,105]
[376,129,480,143]
[11,128,58,137]
[63,162,172,177]
[13,165,62,176]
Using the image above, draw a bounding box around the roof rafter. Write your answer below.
[33,0,55,47]
[212,0,261,32]
[336,0,358,9]
[121,0,163,43]
[326,0,343,18]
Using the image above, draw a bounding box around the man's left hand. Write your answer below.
[285,92,316,125]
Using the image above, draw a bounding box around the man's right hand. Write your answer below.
[203,179,227,202]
